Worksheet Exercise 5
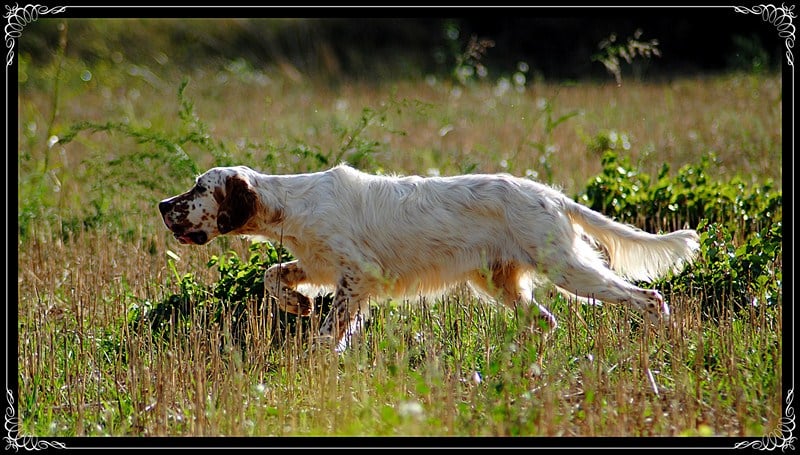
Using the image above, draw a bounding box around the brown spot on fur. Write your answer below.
[213,186,225,204]
[217,175,258,234]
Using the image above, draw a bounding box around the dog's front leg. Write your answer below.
[264,260,313,316]
[319,271,368,352]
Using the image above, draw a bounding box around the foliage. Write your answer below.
[578,150,782,313]
[668,219,782,315]
[128,242,333,350]
[579,150,781,233]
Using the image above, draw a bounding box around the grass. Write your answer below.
[17,232,782,437]
[14,42,783,443]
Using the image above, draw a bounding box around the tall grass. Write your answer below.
[15,50,783,441]
[17,231,782,436]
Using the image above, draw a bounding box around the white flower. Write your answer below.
[398,400,424,419]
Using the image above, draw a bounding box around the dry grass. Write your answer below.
[21,64,780,192]
[18,230,782,437]
[15,58,783,442]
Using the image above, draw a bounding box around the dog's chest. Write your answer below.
[280,235,338,284]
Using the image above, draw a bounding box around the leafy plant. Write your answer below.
[579,150,781,233]
[578,149,782,314]
[441,20,495,86]
[128,242,333,351]
[663,219,782,315]
[332,100,402,169]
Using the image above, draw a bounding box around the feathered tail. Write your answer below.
[564,199,699,282]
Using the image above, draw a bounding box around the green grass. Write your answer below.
[15,43,783,441]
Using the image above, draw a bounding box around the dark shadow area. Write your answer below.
[22,9,784,83]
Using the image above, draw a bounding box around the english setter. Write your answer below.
[159,164,699,350]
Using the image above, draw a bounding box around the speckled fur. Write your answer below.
[159,164,699,351]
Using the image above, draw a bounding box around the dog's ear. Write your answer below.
[217,174,257,234]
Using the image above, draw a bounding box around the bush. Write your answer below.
[579,150,781,234]
[128,242,333,350]
[578,150,782,314]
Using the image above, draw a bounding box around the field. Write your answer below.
[13,25,785,446]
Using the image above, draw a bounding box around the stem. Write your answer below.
[44,20,68,173]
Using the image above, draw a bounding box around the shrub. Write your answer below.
[578,150,782,314]
[579,151,781,233]
[128,242,333,351]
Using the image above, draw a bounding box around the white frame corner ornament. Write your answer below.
[734,3,797,66]
[734,389,796,452]
[5,388,67,451]
[4,3,67,66]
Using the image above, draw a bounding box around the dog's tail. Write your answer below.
[564,199,699,282]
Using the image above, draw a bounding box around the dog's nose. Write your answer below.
[158,200,171,216]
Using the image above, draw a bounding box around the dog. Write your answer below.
[158,164,699,350]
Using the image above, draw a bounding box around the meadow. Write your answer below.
[14,33,784,444]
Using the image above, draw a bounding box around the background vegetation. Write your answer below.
[23,13,782,82]
[14,12,785,445]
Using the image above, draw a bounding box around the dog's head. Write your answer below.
[158,166,261,245]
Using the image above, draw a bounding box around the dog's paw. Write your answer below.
[296,294,314,316]
[641,289,669,324]
[304,334,338,356]
[531,304,558,334]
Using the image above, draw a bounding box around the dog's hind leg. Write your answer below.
[264,260,314,316]
[540,246,669,323]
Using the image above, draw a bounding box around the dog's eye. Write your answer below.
[194,184,207,193]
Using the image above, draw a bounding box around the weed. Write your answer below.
[441,20,495,86]
[527,96,580,182]
[593,29,661,84]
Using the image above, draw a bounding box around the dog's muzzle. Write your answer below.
[158,199,210,245]
[174,231,208,245]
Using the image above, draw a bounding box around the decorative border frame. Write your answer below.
[6,3,68,451]
[734,390,796,451]
[5,390,66,451]
[3,3,796,451]
[732,4,795,451]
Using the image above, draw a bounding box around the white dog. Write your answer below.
[159,164,699,349]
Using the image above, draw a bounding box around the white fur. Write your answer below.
[160,164,699,347]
